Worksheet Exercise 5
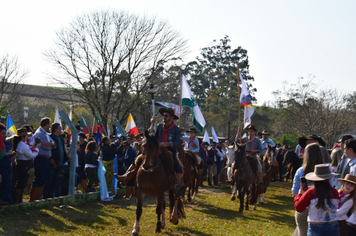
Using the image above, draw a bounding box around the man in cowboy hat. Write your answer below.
[183,127,200,153]
[239,124,263,184]
[115,107,184,189]
[148,107,184,189]
[260,130,275,155]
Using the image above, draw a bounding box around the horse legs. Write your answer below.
[244,186,249,211]
[238,187,244,213]
[155,194,164,233]
[132,190,143,236]
[169,189,179,225]
[231,184,237,201]
[161,199,165,229]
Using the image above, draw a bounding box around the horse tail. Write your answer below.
[248,182,258,205]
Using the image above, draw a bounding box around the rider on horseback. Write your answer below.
[239,124,263,184]
[115,108,184,190]
[183,127,201,174]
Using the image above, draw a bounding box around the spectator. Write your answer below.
[337,174,356,236]
[30,117,55,201]
[292,143,324,236]
[122,141,137,200]
[98,136,119,197]
[0,123,15,205]
[43,123,68,199]
[84,141,98,193]
[294,164,340,236]
[12,127,40,203]
[77,132,88,193]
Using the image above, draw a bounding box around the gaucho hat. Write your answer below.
[245,124,257,132]
[298,134,326,148]
[158,108,179,120]
[305,164,337,181]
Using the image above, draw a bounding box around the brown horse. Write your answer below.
[258,144,276,204]
[177,146,201,203]
[282,150,302,182]
[132,130,185,236]
[230,143,258,213]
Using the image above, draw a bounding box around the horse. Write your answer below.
[230,143,258,213]
[258,144,276,204]
[132,130,185,236]
[177,145,201,203]
[282,150,302,182]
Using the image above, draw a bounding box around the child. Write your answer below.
[294,163,340,236]
[337,174,356,236]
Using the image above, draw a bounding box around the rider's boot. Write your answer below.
[114,164,137,185]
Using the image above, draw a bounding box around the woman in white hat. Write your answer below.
[337,174,356,236]
[294,163,340,236]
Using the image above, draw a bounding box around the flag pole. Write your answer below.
[179,70,183,128]
[237,66,242,143]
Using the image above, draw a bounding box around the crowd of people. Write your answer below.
[2,111,356,236]
[292,134,356,236]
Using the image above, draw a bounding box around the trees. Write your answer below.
[271,76,352,147]
[0,54,27,116]
[186,35,256,138]
[45,10,188,127]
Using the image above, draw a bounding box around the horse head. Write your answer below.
[141,130,160,171]
[282,150,299,167]
[264,144,276,164]
[234,143,247,168]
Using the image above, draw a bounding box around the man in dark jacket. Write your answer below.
[43,122,68,198]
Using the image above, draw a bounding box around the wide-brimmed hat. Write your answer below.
[337,134,354,143]
[127,133,135,140]
[16,127,30,137]
[305,164,337,181]
[261,130,270,135]
[202,141,209,146]
[122,141,130,146]
[211,142,217,146]
[298,134,326,148]
[245,124,257,132]
[337,174,356,185]
[78,132,87,139]
[159,108,179,120]
[188,127,198,133]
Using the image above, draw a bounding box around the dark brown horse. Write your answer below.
[230,143,258,212]
[177,146,201,203]
[282,150,302,182]
[132,130,185,236]
[258,144,276,204]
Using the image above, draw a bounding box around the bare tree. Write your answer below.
[272,76,352,147]
[45,10,188,126]
[0,54,27,115]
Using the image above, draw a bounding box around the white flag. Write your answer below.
[54,108,62,128]
[211,126,219,143]
[203,130,210,144]
[181,74,206,132]
[244,106,255,129]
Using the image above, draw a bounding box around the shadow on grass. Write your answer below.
[164,226,213,236]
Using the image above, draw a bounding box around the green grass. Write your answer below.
[0,182,296,236]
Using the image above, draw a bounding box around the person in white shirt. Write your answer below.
[342,139,356,178]
[12,127,41,203]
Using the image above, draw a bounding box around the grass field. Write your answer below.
[0,181,296,236]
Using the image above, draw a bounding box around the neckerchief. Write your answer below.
[188,138,196,148]
[248,136,255,152]
[162,123,174,142]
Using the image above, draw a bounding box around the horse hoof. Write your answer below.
[230,195,236,201]
[132,232,139,236]
[238,208,243,213]
[183,199,188,204]
[155,229,161,233]
[245,206,249,210]
[253,206,257,210]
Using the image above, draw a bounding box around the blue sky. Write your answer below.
[1,0,355,105]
